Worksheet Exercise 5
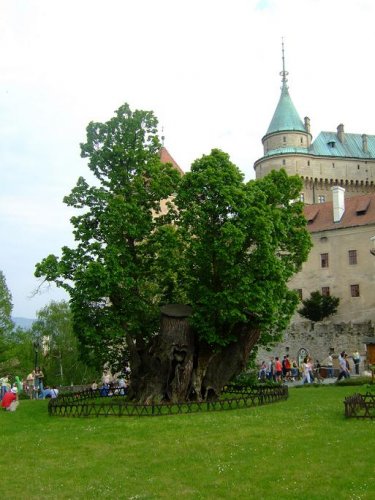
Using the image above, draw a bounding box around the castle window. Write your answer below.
[332,163,335,167]
[348,250,357,265]
[300,138,303,144]
[283,136,286,143]
[307,160,310,166]
[318,195,326,203]
[350,284,360,297]
[321,287,330,297]
[300,193,305,202]
[357,165,360,170]
[321,253,329,268]
[282,159,286,165]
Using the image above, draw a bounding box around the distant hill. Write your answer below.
[12,317,35,330]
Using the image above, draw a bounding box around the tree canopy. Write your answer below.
[174,150,311,348]
[35,103,312,399]
[35,103,182,369]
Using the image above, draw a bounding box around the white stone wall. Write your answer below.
[289,224,375,324]
[254,154,375,203]
[263,131,310,152]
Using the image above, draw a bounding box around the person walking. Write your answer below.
[274,357,282,383]
[26,371,35,399]
[337,352,350,381]
[302,356,313,384]
[34,367,45,399]
[353,350,361,375]
[1,375,10,400]
[327,353,334,378]
[267,357,275,381]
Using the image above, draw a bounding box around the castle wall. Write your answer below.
[263,131,310,152]
[289,224,375,323]
[254,154,375,203]
[256,320,375,369]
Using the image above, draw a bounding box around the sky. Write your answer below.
[1,0,375,318]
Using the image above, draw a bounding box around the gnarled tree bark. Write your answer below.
[127,304,260,403]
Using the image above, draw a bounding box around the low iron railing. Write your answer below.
[48,384,288,418]
[344,392,375,419]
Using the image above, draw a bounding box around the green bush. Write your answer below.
[231,371,279,387]
[335,376,373,387]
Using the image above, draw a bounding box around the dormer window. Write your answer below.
[307,207,319,223]
[355,198,370,215]
[328,140,336,148]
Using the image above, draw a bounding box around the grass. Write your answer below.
[1,386,374,499]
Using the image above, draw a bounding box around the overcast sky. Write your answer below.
[1,0,375,318]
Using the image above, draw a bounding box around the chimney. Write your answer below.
[304,116,311,134]
[362,134,368,153]
[337,123,345,143]
[331,186,345,222]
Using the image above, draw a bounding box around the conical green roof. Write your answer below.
[266,84,305,135]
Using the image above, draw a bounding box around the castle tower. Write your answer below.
[254,43,375,204]
[262,41,312,157]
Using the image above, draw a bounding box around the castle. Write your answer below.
[254,45,375,368]
[254,44,375,205]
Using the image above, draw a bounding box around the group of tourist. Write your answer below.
[25,368,59,399]
[0,367,59,410]
[91,368,130,396]
[258,355,304,383]
[258,349,362,385]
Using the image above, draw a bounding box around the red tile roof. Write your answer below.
[304,193,375,232]
[160,147,184,175]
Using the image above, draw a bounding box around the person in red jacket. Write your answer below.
[1,387,18,411]
[274,357,282,382]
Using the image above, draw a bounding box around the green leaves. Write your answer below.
[35,105,311,367]
[298,291,340,322]
[35,103,181,367]
[174,157,311,346]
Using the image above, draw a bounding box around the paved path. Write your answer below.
[285,374,363,387]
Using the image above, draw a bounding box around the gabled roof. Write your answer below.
[265,85,306,136]
[160,147,184,175]
[304,193,375,233]
[310,132,375,158]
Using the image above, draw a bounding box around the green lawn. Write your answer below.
[1,386,374,499]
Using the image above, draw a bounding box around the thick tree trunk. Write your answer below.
[127,304,260,403]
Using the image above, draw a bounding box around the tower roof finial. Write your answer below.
[280,37,289,90]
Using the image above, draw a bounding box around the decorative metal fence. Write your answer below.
[48,384,288,418]
[344,392,375,419]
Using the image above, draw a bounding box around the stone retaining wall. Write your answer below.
[256,320,375,368]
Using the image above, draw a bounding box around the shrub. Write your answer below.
[298,290,339,322]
